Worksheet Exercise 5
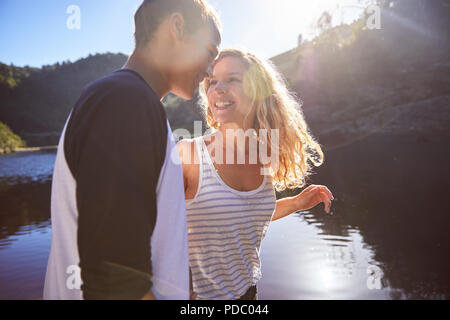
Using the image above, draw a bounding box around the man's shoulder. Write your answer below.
[64,70,169,175]
[70,69,166,125]
[66,69,168,147]
[84,69,160,105]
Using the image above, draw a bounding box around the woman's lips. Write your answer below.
[214,102,234,111]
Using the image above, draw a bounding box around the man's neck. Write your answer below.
[122,49,170,100]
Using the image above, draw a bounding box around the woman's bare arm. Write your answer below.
[272,185,334,221]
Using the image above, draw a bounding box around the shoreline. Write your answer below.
[0,146,58,155]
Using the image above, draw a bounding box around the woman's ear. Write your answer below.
[169,13,185,41]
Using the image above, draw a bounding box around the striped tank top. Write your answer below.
[186,136,276,300]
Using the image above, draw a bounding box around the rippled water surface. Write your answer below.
[1,135,449,299]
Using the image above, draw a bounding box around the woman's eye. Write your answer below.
[208,78,240,88]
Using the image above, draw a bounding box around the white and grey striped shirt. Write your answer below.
[186,136,276,300]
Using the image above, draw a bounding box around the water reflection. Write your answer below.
[275,132,450,300]
[0,150,54,299]
[0,134,449,299]
[260,209,391,299]
[0,226,51,299]
[0,178,52,243]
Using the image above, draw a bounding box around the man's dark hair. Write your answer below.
[134,0,221,48]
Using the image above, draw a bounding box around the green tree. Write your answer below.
[0,121,26,153]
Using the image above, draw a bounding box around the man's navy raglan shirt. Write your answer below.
[43,69,189,300]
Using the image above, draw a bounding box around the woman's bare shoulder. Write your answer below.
[176,138,197,167]
[176,138,194,152]
[176,138,200,195]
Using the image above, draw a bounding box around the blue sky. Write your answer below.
[0,0,364,68]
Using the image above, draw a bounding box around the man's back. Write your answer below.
[44,69,189,299]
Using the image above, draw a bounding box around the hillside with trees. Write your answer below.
[0,53,207,147]
[0,53,129,146]
[0,121,25,154]
[0,0,449,148]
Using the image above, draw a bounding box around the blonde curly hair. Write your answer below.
[199,48,324,191]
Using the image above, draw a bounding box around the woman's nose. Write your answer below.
[214,80,226,93]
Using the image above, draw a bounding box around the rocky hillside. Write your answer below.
[271,0,450,149]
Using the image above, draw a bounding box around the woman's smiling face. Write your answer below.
[207,56,255,128]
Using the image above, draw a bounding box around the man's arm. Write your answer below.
[66,89,167,299]
[148,130,190,300]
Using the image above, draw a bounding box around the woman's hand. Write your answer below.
[293,184,334,214]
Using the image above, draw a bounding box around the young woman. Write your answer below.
[176,49,334,300]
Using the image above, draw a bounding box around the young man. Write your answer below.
[43,0,221,300]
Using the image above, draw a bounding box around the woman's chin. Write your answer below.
[215,119,242,128]
[212,108,236,122]
[212,116,231,124]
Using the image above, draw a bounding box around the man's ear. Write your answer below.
[169,13,185,41]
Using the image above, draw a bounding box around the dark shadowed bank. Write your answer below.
[0,0,449,299]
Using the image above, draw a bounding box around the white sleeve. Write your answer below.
[150,123,189,300]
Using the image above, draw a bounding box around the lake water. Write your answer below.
[1,133,449,299]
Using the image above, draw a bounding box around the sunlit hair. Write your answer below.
[199,49,324,191]
[134,0,222,48]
